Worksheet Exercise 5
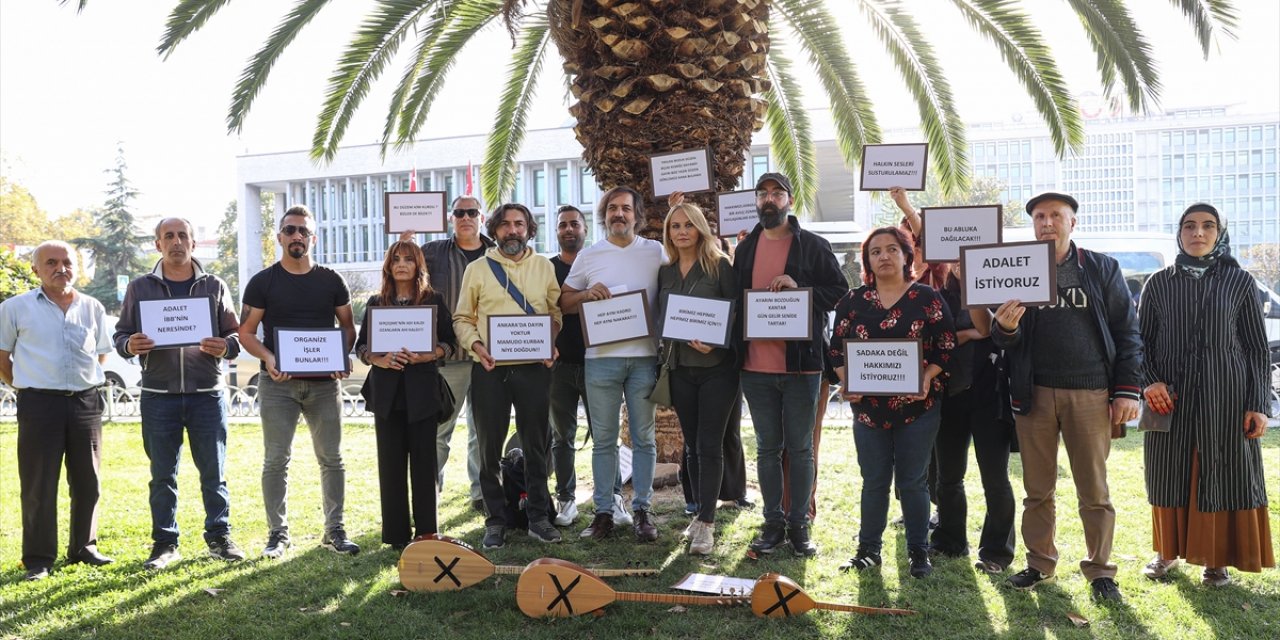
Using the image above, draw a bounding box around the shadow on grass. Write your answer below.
[1173,568,1277,638]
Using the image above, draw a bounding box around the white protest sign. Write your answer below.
[660,294,733,348]
[920,205,1003,262]
[138,296,216,349]
[274,327,349,376]
[716,189,759,238]
[959,240,1057,309]
[743,288,813,341]
[649,147,714,198]
[368,306,436,354]
[843,339,924,396]
[580,291,653,347]
[488,314,554,361]
[860,143,928,191]
[384,191,447,234]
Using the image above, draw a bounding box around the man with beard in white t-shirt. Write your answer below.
[560,186,665,543]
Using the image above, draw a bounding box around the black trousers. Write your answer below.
[16,389,103,569]
[681,391,748,504]
[930,387,1017,566]
[470,363,553,528]
[375,408,439,546]
[671,361,740,523]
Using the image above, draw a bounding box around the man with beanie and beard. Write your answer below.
[453,203,563,550]
[733,173,846,557]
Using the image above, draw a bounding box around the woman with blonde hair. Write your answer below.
[355,240,457,549]
[654,198,739,555]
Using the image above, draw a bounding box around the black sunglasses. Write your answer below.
[452,209,481,219]
[280,225,313,237]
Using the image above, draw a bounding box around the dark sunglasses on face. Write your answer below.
[452,209,481,219]
[280,225,313,237]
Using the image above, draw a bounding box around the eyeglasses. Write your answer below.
[280,225,313,237]
[756,190,788,202]
[452,209,481,219]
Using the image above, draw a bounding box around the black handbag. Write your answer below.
[436,375,457,425]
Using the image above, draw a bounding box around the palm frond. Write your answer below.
[227,0,335,134]
[480,16,550,207]
[763,42,818,216]
[773,0,882,173]
[156,0,234,59]
[57,0,89,14]
[1064,0,1159,112]
[950,0,1082,155]
[311,1,442,162]
[393,0,504,150]
[1165,0,1238,57]
[859,0,968,198]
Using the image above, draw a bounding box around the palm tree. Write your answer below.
[92,0,1233,230]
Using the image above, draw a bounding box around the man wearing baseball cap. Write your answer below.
[733,172,846,557]
[991,192,1143,602]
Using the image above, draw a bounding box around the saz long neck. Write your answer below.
[496,566,655,577]
[814,600,916,616]
[615,591,745,607]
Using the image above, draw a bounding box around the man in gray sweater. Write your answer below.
[992,192,1143,603]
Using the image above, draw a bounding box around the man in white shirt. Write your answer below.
[560,186,664,542]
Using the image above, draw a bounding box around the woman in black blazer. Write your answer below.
[356,240,457,549]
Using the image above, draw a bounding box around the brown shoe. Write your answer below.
[1202,567,1230,587]
[633,509,659,542]
[581,512,614,540]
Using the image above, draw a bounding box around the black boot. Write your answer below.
[788,523,818,557]
[749,520,787,554]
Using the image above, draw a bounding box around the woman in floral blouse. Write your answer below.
[832,226,956,578]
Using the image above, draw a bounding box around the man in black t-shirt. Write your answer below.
[115,218,244,571]
[239,205,359,559]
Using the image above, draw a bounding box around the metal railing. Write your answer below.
[0,383,373,421]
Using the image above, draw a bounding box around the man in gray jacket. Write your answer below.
[115,217,244,570]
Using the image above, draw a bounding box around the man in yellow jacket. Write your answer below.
[453,202,563,550]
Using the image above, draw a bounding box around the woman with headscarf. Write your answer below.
[355,240,457,550]
[1139,203,1273,587]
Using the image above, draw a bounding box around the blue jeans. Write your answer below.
[140,391,231,546]
[741,372,820,525]
[853,404,943,552]
[258,376,345,535]
[584,357,656,512]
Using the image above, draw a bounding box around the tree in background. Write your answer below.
[75,146,148,313]
[875,174,1025,228]
[0,175,53,245]
[0,247,40,303]
[1245,243,1280,291]
[209,195,280,301]
[209,200,241,297]
[138,0,1237,234]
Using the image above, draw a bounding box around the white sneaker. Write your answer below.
[688,520,714,556]
[553,497,579,527]
[612,493,633,527]
[681,520,696,539]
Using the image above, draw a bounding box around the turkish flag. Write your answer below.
[465,161,473,195]
[409,165,418,192]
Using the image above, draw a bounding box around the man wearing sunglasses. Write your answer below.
[240,205,359,559]
[403,194,495,512]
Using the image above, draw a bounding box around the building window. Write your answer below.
[533,169,547,207]
[556,168,569,205]
[752,155,769,184]
[580,167,598,203]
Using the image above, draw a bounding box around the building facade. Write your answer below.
[237,104,1278,293]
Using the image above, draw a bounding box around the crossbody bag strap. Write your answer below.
[486,258,536,314]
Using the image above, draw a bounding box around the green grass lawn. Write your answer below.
[1,417,1277,640]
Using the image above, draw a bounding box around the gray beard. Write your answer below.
[500,239,526,256]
